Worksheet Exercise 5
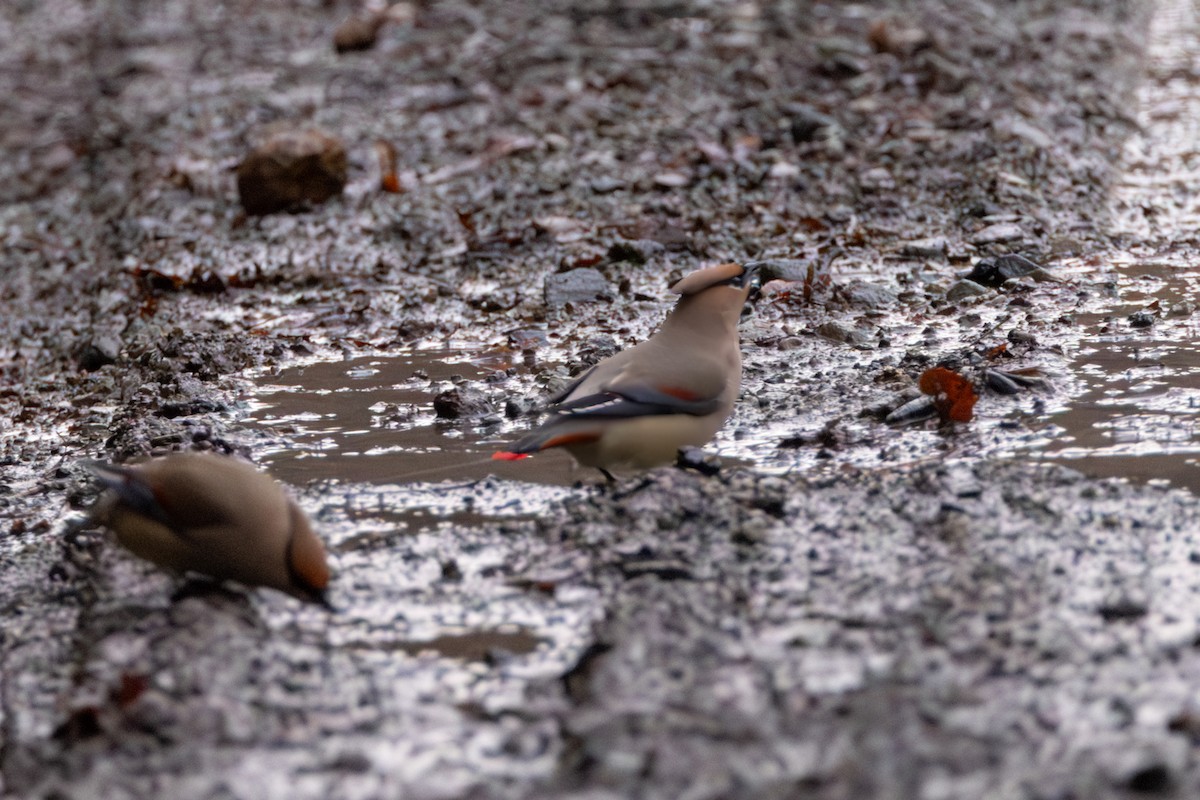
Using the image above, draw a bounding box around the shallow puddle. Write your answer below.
[1030,0,1200,494]
[1032,258,1200,490]
[244,348,585,535]
[245,348,580,489]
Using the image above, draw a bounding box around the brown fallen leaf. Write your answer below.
[918,366,977,423]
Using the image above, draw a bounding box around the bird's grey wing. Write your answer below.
[549,381,723,418]
[87,462,233,538]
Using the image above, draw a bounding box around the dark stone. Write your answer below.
[1127,764,1172,794]
[157,399,224,419]
[76,334,121,371]
[964,254,1046,288]
[1129,310,1155,328]
[236,129,348,215]
[607,239,665,264]
[676,447,721,476]
[505,397,535,419]
[433,387,493,419]
[1099,599,1148,622]
[575,336,621,367]
[333,14,384,53]
[783,102,838,143]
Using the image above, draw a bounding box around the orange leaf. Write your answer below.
[918,367,977,423]
[492,451,528,461]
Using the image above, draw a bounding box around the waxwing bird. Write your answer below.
[88,452,332,608]
[495,262,759,479]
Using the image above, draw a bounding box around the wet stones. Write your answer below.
[816,321,873,346]
[590,176,625,195]
[236,129,348,215]
[843,280,898,308]
[333,3,416,53]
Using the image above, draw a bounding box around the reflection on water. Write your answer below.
[1036,318,1200,490]
[1034,0,1200,494]
[244,349,580,489]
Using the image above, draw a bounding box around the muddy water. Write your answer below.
[245,349,578,488]
[1033,256,1200,489]
[243,349,581,544]
[1035,0,1200,492]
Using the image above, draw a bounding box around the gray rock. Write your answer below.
[970,222,1025,245]
[1128,310,1155,328]
[784,102,839,143]
[748,259,810,284]
[900,237,949,258]
[946,279,990,301]
[843,281,898,308]
[816,321,872,345]
[1007,329,1038,345]
[544,268,615,307]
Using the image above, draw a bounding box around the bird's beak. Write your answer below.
[739,262,763,303]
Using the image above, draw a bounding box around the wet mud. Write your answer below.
[6,0,1200,798]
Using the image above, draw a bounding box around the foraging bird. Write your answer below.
[496,261,759,478]
[88,452,332,608]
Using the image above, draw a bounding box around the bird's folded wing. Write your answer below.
[550,381,723,418]
[87,462,231,535]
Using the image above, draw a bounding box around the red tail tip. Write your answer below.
[492,451,529,461]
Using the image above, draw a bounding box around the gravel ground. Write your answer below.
[6,0,1200,798]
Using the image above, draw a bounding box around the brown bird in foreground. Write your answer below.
[495,261,759,479]
[89,452,332,608]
